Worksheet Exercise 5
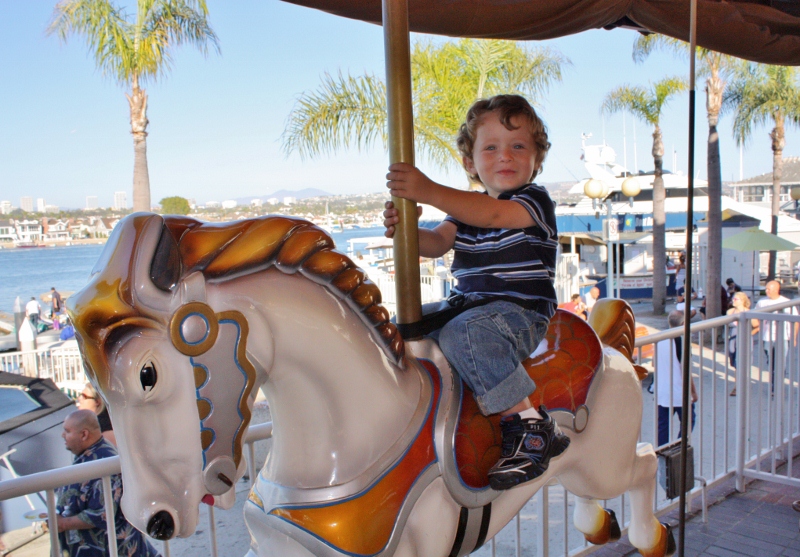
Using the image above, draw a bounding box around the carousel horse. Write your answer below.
[67,213,675,557]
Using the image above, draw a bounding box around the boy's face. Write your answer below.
[463,112,540,199]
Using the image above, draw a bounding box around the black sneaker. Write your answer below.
[488,406,570,490]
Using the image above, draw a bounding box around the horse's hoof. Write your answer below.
[584,508,621,545]
[639,523,676,557]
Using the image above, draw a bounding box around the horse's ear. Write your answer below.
[150,223,182,292]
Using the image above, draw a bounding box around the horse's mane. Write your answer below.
[166,215,405,364]
[68,214,405,392]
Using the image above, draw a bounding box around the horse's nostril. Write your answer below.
[147,510,175,540]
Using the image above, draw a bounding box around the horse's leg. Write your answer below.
[573,497,621,545]
[625,443,676,557]
[394,478,461,557]
[243,502,316,557]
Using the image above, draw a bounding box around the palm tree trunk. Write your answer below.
[705,75,723,318]
[652,126,666,315]
[128,78,151,212]
[768,116,785,280]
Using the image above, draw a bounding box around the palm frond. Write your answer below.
[601,85,656,125]
[282,37,569,173]
[724,62,800,146]
[632,34,686,64]
[48,0,133,82]
[48,0,218,87]
[281,72,388,159]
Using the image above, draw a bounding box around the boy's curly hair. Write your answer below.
[456,94,551,185]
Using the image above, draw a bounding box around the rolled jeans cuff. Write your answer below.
[475,363,536,415]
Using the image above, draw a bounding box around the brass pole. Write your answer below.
[382,0,422,326]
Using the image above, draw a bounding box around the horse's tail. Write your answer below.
[588,299,648,381]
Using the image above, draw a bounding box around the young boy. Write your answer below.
[383,94,569,490]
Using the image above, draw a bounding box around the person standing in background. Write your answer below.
[51,287,63,330]
[656,311,697,447]
[726,291,760,396]
[585,286,601,315]
[674,251,687,296]
[76,382,116,446]
[755,281,799,391]
[25,297,41,329]
[54,410,159,557]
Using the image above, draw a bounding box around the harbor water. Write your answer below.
[0,227,386,315]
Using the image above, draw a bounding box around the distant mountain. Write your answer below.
[233,188,333,205]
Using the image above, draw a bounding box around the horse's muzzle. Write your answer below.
[147,510,176,540]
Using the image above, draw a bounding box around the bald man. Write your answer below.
[755,281,799,393]
[585,286,601,315]
[55,410,159,557]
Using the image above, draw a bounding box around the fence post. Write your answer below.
[46,488,60,557]
[536,486,549,557]
[735,312,750,492]
[102,475,119,557]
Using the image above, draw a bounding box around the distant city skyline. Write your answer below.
[3,1,799,210]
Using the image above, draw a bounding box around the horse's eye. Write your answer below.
[140,363,158,391]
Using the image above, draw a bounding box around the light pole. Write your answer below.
[585,177,642,299]
[791,186,800,220]
[619,176,642,298]
[584,179,612,297]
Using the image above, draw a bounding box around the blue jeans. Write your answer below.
[430,300,550,415]
[658,404,696,448]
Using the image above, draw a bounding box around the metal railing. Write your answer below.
[2,301,798,557]
[0,423,273,557]
[0,341,87,395]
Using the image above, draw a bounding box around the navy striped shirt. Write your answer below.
[445,183,558,317]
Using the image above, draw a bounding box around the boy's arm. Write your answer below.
[387,163,536,229]
[418,222,456,258]
[383,201,456,258]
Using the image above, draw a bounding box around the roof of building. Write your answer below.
[732,157,800,186]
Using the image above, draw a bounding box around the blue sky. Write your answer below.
[2,1,798,209]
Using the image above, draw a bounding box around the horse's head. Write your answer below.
[68,212,407,540]
[67,213,259,539]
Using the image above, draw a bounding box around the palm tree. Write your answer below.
[602,77,687,315]
[633,35,737,319]
[724,63,800,280]
[48,0,220,212]
[281,39,569,180]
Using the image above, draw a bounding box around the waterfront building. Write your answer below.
[114,191,127,210]
[20,197,33,213]
[729,157,800,206]
[555,140,800,299]
[13,219,42,244]
[88,217,118,238]
[43,218,71,241]
[0,220,17,242]
[86,196,98,210]
[0,201,12,215]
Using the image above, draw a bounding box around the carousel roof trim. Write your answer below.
[282,0,800,65]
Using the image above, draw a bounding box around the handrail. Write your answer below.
[0,422,274,503]
[634,298,800,347]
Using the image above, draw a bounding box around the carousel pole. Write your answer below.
[382,0,422,329]
[678,0,698,555]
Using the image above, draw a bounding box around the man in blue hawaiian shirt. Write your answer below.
[55,410,160,557]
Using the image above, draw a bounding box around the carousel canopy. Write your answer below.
[282,0,800,65]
